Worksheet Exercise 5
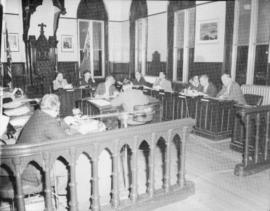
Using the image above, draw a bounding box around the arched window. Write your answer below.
[77,0,108,78]
[129,0,148,76]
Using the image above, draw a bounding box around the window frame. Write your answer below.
[231,0,270,85]
[173,8,194,83]
[78,19,105,79]
[135,17,147,76]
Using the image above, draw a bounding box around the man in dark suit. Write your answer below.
[217,74,246,104]
[95,75,118,99]
[199,74,217,97]
[17,94,68,184]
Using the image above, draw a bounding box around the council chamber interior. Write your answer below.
[0,0,270,211]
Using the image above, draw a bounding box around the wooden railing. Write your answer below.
[0,119,195,211]
[140,87,236,140]
[232,105,270,176]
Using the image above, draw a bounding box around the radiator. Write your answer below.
[241,85,270,105]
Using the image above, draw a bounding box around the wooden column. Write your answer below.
[164,131,171,192]
[43,152,53,211]
[13,158,25,211]
[112,145,119,208]
[92,155,100,211]
[130,137,138,203]
[69,148,78,211]
[148,134,155,197]
[180,128,188,188]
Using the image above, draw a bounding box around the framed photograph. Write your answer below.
[6,33,19,52]
[61,35,74,52]
[198,20,219,43]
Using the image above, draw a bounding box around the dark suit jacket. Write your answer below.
[203,82,217,97]
[17,110,67,184]
[132,77,147,86]
[95,82,117,97]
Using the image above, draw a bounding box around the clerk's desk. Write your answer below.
[76,96,162,129]
[55,87,95,117]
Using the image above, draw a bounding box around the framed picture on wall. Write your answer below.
[61,35,74,52]
[197,19,219,43]
[5,33,19,52]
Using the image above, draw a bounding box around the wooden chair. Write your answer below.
[244,94,263,106]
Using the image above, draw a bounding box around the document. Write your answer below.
[88,99,111,107]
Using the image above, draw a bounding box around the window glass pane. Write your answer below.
[94,50,102,76]
[176,48,183,81]
[93,22,102,49]
[254,45,268,85]
[175,12,185,48]
[257,0,270,44]
[237,0,251,46]
[235,46,248,85]
[79,21,90,49]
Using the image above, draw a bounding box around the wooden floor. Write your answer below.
[155,134,270,211]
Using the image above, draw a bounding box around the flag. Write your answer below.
[4,26,12,88]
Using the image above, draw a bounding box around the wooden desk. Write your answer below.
[193,98,236,140]
[56,88,94,117]
[76,96,162,129]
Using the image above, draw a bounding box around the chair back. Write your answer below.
[244,94,263,106]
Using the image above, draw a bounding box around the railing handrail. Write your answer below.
[235,104,270,116]
[0,118,195,159]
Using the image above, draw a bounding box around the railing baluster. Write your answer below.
[69,148,78,211]
[92,156,100,211]
[131,138,138,203]
[265,111,270,160]
[180,127,188,188]
[43,152,53,211]
[254,113,261,163]
[13,158,25,211]
[164,131,171,193]
[244,115,250,167]
[112,148,119,208]
[148,134,155,198]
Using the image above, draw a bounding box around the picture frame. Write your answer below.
[61,35,74,52]
[197,19,219,43]
[6,33,19,52]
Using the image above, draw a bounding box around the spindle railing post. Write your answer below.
[13,157,25,211]
[130,137,138,203]
[69,148,78,211]
[43,152,53,211]
[265,112,270,160]
[254,113,261,163]
[243,114,250,167]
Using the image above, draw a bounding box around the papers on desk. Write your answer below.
[88,99,111,107]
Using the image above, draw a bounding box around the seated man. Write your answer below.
[80,70,96,88]
[17,94,67,144]
[111,80,150,125]
[152,72,172,92]
[17,94,69,185]
[133,71,147,87]
[95,75,118,99]
[199,74,217,97]
[216,74,246,104]
[188,75,203,92]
